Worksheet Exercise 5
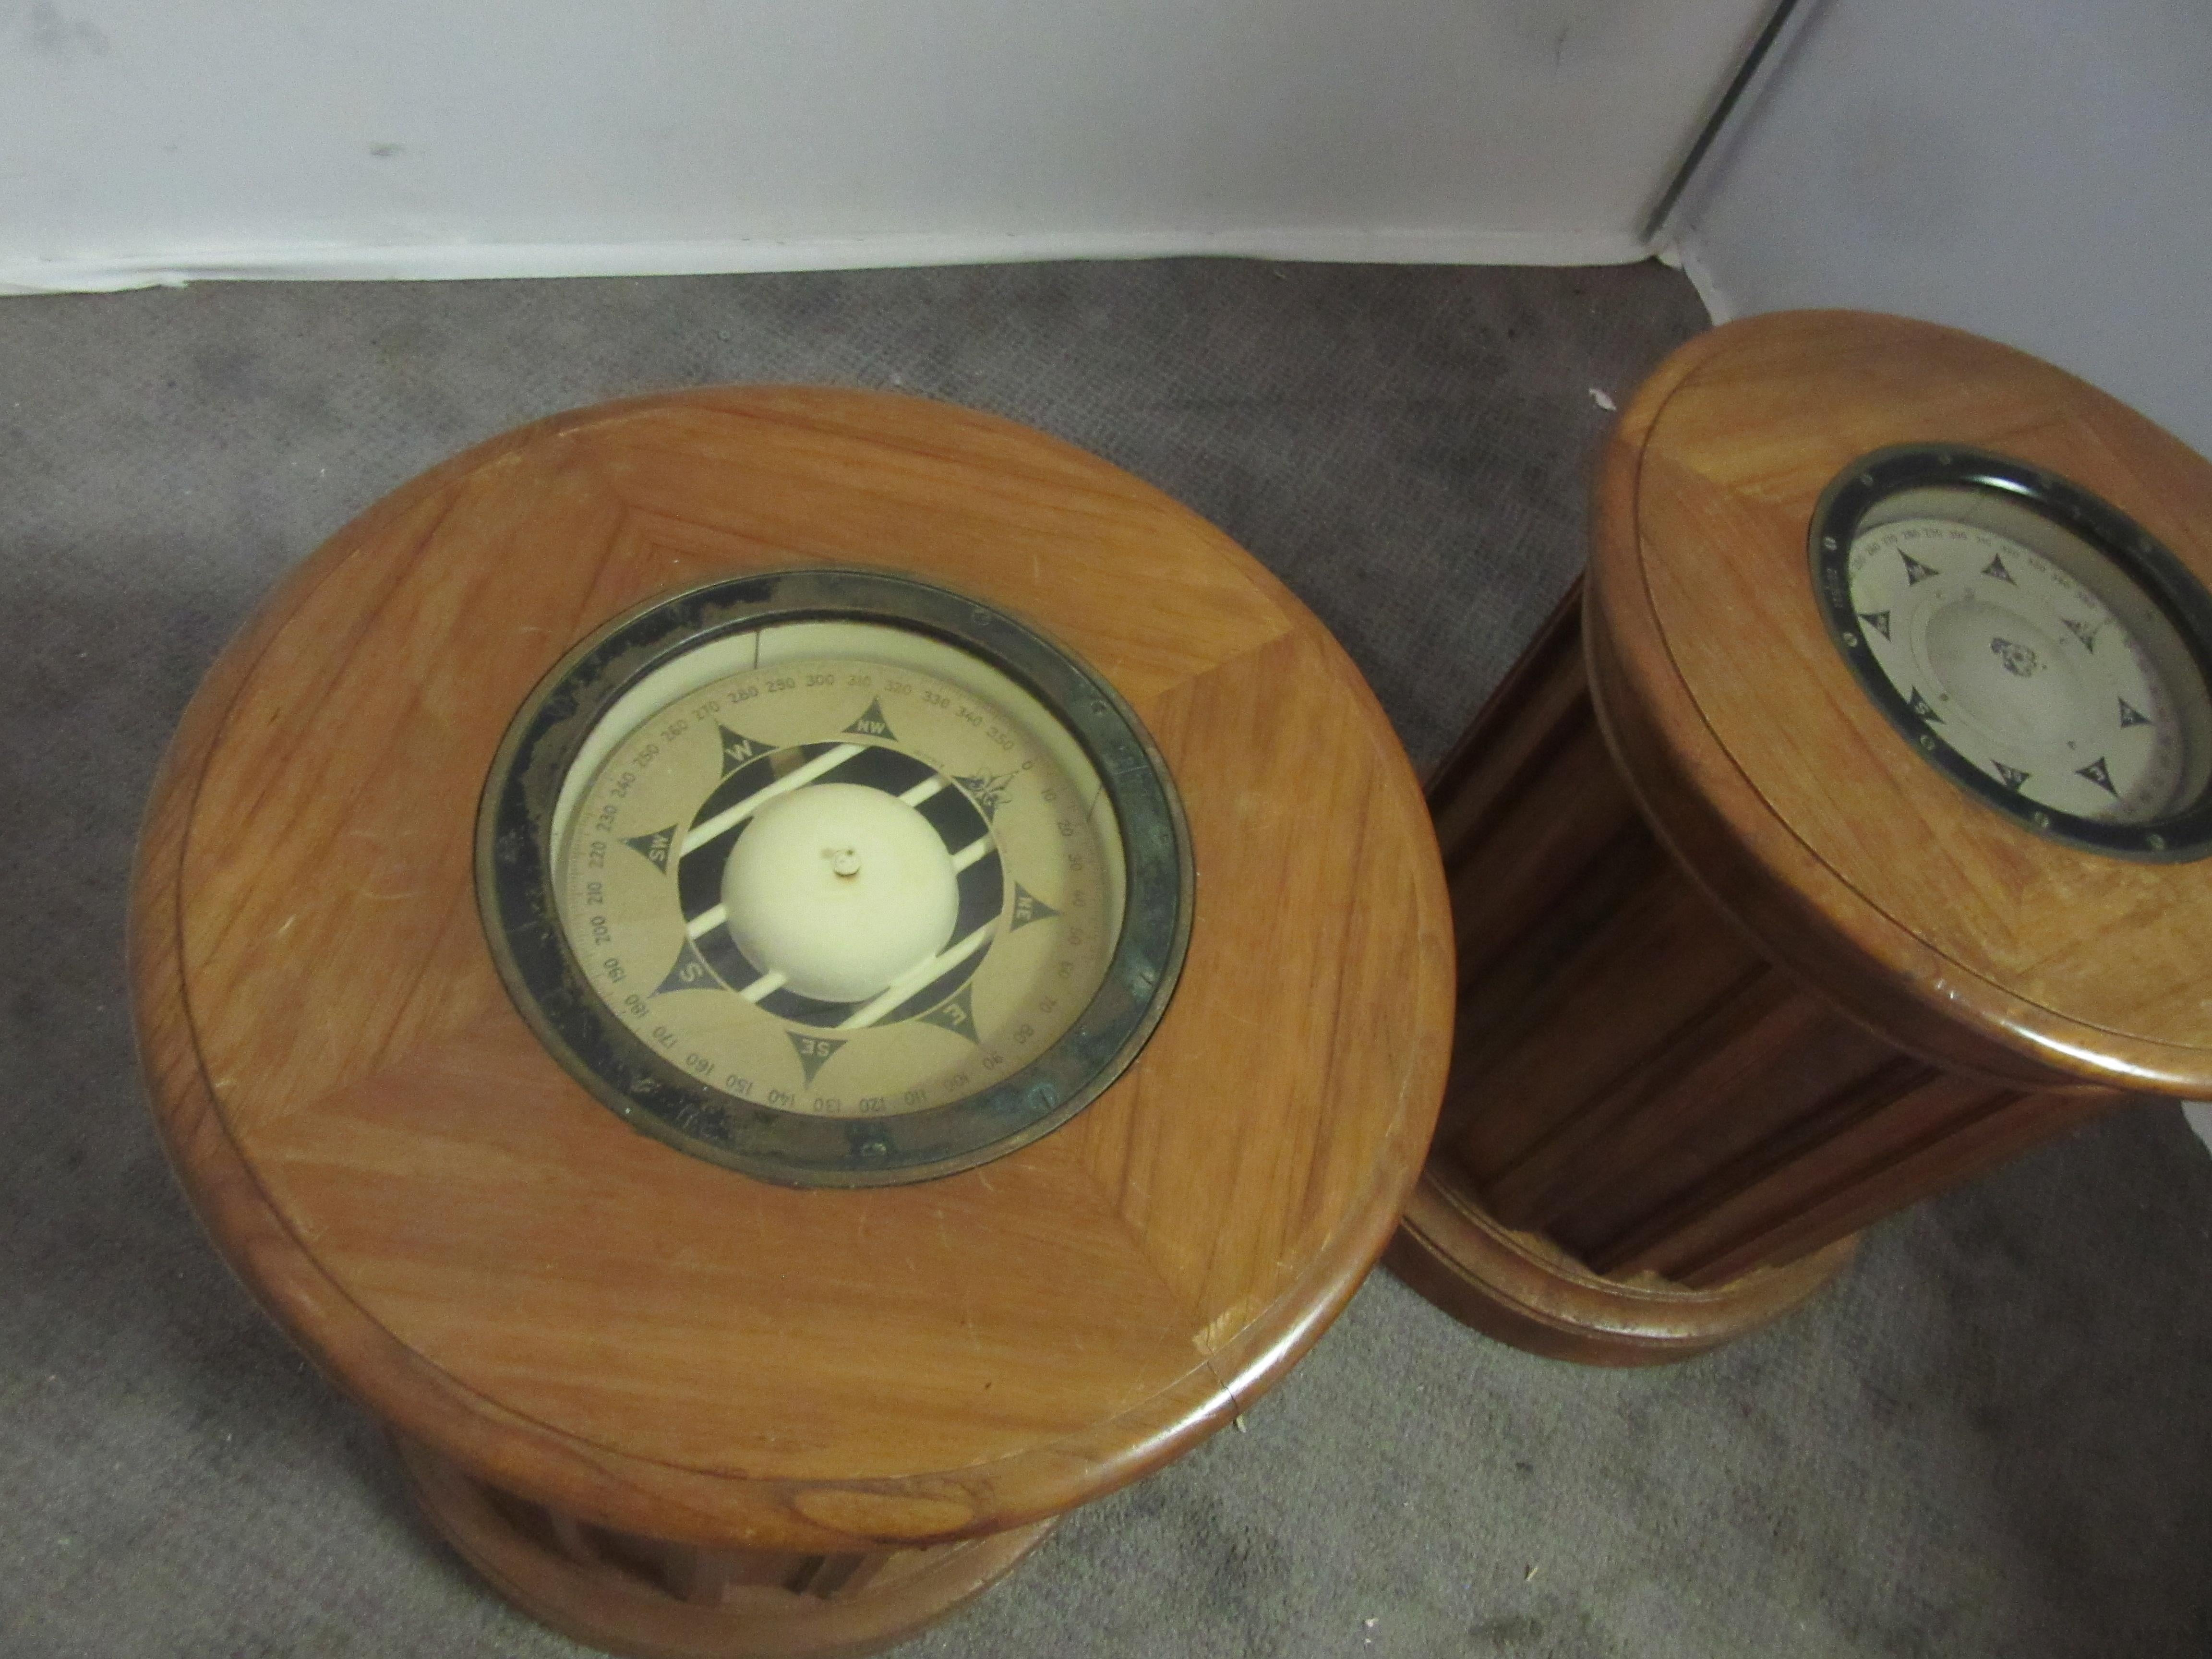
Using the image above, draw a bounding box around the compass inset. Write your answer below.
[565,647,1114,1118]
[479,570,1191,1186]
[1812,446,2212,859]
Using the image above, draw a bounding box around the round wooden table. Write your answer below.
[132,388,1452,1656]
[1390,313,2212,1364]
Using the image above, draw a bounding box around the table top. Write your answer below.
[132,387,1451,1551]
[1589,311,2212,1093]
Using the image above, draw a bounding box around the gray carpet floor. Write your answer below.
[4,261,2210,1658]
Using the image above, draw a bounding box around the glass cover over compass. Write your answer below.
[478,570,1191,1186]
[1812,445,2212,859]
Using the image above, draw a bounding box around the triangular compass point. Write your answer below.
[622,825,678,873]
[1900,553,1939,585]
[954,771,1018,822]
[843,698,897,741]
[1859,610,1892,642]
[1982,555,2015,584]
[1009,883,1061,931]
[2076,757,2118,796]
[1994,762,2030,792]
[2119,697,2152,728]
[718,726,770,776]
[788,1030,845,1085]
[655,938,718,994]
[917,984,980,1043]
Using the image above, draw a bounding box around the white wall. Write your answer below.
[0,0,1772,291]
[1677,0,2212,458]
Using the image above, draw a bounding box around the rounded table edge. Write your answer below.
[130,385,1457,1551]
[1586,313,2212,1096]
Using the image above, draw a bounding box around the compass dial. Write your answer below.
[479,570,1191,1186]
[1813,447,2212,859]
[555,640,1119,1122]
[1846,518,2189,820]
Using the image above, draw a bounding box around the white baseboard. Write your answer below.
[1663,232,1743,327]
[0,225,1653,296]
[1661,230,1736,324]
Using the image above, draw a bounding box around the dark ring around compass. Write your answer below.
[476,568,1195,1188]
[1810,443,2212,862]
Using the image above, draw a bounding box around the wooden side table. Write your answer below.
[132,388,1451,1656]
[1390,313,2212,1365]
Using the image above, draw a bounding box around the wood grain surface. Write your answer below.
[1393,313,2208,1365]
[1414,579,2130,1320]
[1588,311,2212,1094]
[132,388,1452,1552]
[399,1437,1054,1659]
[1387,1154,1854,1367]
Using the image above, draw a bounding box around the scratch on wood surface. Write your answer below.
[931,1204,989,1358]
[1195,1291,1268,1352]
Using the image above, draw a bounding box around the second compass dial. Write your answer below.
[556,629,1122,1121]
